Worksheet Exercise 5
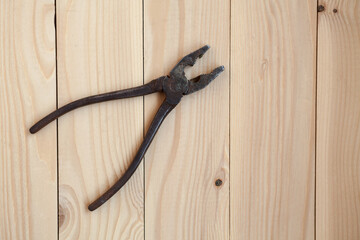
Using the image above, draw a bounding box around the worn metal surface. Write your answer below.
[30,45,224,211]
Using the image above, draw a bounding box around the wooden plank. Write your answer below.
[56,0,143,239]
[0,0,57,239]
[317,1,360,239]
[144,1,229,239]
[230,1,317,239]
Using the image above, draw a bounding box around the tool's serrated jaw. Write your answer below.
[185,65,225,95]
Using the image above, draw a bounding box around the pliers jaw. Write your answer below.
[167,45,225,97]
[170,45,210,79]
[185,65,225,95]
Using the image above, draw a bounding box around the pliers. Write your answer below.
[30,45,224,211]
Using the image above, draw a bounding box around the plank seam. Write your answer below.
[315,1,320,239]
[54,0,59,238]
[229,0,231,239]
[142,0,145,239]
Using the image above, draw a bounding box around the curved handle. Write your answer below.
[29,78,163,133]
[88,99,177,211]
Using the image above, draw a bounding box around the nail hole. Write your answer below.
[333,9,338,13]
[318,5,325,12]
[215,179,223,187]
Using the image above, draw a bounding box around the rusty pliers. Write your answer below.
[30,45,224,211]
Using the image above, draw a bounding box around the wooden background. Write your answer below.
[1,0,359,239]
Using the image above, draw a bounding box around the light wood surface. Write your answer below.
[317,1,360,239]
[144,0,229,239]
[56,0,143,239]
[2,0,360,239]
[230,0,317,239]
[0,0,57,239]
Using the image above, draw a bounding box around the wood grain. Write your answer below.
[317,1,360,239]
[0,0,57,239]
[4,0,360,238]
[56,0,143,239]
[144,0,229,239]
[230,0,317,239]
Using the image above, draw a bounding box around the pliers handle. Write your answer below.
[89,99,176,210]
[30,77,164,133]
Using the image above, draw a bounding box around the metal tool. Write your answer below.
[30,45,224,211]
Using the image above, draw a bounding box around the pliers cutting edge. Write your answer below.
[30,45,224,211]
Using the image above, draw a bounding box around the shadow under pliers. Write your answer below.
[29,45,224,211]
